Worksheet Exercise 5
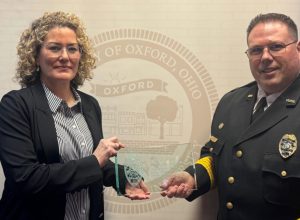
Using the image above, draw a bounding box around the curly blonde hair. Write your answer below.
[16,11,96,88]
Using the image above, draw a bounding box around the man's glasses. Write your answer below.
[245,40,297,60]
[43,43,82,58]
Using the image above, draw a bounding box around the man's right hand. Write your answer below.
[160,171,195,198]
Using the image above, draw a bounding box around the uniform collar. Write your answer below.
[256,84,282,109]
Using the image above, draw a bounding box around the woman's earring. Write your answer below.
[36,65,40,72]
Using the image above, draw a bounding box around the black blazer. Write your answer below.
[187,76,300,220]
[0,82,125,220]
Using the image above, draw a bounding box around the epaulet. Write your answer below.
[227,81,256,94]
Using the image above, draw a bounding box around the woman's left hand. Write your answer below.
[125,181,150,200]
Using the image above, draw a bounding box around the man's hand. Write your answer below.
[160,171,195,198]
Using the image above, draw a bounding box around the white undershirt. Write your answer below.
[254,84,282,113]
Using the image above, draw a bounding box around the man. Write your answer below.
[160,13,300,220]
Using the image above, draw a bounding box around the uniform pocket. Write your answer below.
[262,154,300,206]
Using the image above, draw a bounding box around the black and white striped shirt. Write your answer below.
[43,84,94,220]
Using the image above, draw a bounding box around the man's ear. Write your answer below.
[297,41,300,52]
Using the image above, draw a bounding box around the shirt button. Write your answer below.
[209,147,213,152]
[236,150,243,158]
[228,176,235,184]
[281,170,287,177]
[226,202,233,210]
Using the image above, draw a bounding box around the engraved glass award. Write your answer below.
[114,143,198,195]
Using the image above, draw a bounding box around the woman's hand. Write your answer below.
[125,181,150,200]
[93,136,124,167]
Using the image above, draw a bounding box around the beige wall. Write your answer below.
[0,1,299,219]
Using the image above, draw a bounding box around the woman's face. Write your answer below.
[37,27,81,87]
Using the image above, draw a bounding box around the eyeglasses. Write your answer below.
[42,43,82,58]
[245,40,297,60]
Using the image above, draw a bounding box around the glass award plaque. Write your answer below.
[114,143,198,195]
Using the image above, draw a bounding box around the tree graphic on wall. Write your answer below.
[146,95,178,139]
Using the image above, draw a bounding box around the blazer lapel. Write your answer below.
[235,76,300,146]
[30,83,102,161]
[31,83,60,163]
[80,94,102,150]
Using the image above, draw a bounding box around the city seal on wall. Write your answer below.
[90,28,218,214]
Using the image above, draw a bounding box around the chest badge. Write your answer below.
[279,134,297,159]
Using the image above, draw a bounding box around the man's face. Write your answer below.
[247,21,300,95]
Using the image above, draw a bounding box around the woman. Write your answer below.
[0,11,149,220]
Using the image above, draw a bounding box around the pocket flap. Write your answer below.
[263,154,300,178]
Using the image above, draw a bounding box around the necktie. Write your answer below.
[251,97,267,123]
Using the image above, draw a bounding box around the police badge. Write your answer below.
[279,134,297,159]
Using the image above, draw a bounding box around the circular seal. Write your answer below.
[88,28,218,214]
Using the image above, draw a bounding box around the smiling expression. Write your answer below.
[37,27,81,87]
[247,21,300,95]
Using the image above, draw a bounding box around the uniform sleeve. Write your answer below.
[185,141,215,201]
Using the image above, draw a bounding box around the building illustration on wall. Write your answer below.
[102,105,183,139]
